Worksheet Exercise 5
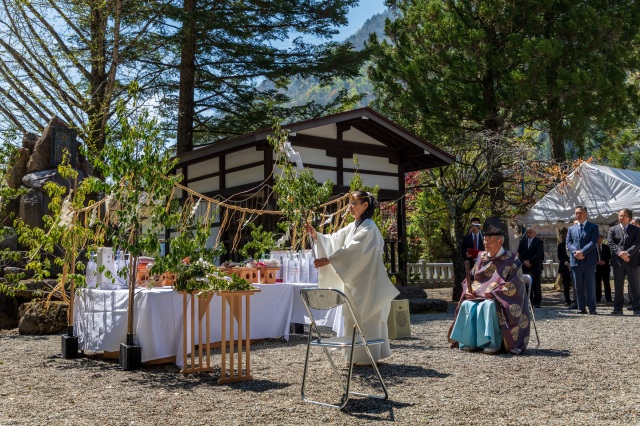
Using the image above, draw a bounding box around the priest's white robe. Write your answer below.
[314,218,400,363]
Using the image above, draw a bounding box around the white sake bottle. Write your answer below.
[86,252,98,289]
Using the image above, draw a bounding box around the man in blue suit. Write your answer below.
[566,205,600,314]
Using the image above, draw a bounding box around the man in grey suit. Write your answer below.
[608,208,640,315]
[567,206,600,314]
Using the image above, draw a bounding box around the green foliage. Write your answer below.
[172,259,253,293]
[269,121,333,249]
[11,150,101,297]
[149,198,220,279]
[238,224,276,259]
[173,259,217,293]
[0,1,168,156]
[0,137,28,294]
[370,0,640,162]
[210,272,254,292]
[155,0,370,152]
[91,99,181,284]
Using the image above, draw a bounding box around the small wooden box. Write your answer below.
[161,272,176,287]
[136,269,150,285]
[263,267,280,284]
[232,268,257,283]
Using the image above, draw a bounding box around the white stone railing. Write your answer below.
[407,260,560,284]
[407,261,454,284]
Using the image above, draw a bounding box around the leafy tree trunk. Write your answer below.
[548,102,566,162]
[86,4,108,158]
[176,0,197,155]
[443,210,467,301]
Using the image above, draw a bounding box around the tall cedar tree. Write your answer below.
[151,0,369,153]
[369,0,640,162]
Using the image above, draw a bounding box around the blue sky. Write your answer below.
[278,1,387,47]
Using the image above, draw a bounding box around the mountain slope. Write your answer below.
[258,9,391,108]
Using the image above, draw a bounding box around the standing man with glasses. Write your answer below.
[461,217,485,267]
[608,208,640,315]
[567,206,600,314]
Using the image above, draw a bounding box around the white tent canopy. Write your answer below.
[519,163,640,227]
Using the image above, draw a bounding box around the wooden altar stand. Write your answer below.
[180,291,215,374]
[179,288,261,382]
[218,289,260,384]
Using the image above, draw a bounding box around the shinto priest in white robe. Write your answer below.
[313,218,400,363]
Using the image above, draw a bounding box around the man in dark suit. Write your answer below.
[461,217,485,267]
[567,205,600,314]
[517,227,544,308]
[608,208,640,315]
[595,235,612,303]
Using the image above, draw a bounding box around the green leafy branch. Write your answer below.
[268,121,333,250]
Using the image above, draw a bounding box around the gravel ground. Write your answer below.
[1,286,639,425]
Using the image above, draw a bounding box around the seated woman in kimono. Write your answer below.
[448,219,530,354]
[305,191,399,364]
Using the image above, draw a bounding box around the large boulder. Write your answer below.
[26,116,67,173]
[21,132,38,153]
[22,168,87,192]
[18,188,44,229]
[3,267,33,280]
[7,147,31,190]
[18,300,68,335]
[12,278,60,299]
[0,227,18,251]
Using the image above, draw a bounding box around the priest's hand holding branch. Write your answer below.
[304,223,317,240]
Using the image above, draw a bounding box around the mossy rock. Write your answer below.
[18,300,68,335]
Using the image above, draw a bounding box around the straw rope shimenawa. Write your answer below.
[44,177,357,308]
[68,180,353,260]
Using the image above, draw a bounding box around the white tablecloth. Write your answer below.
[74,283,299,365]
[175,283,294,367]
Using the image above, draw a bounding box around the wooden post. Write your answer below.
[217,289,260,384]
[180,291,214,374]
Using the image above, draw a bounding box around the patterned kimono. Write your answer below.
[449,249,530,354]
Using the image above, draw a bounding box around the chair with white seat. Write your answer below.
[299,288,389,409]
[522,274,540,347]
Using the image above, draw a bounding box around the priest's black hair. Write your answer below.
[352,190,378,229]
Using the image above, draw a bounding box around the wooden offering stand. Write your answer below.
[256,267,279,284]
[217,289,260,384]
[180,291,215,374]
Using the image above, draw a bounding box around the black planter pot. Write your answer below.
[61,326,78,358]
[119,333,142,371]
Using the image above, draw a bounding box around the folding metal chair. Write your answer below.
[299,288,389,409]
[523,274,540,347]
